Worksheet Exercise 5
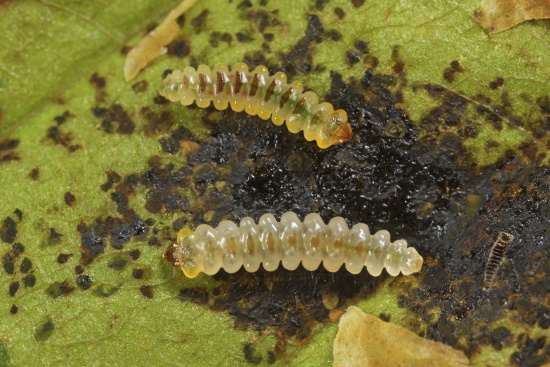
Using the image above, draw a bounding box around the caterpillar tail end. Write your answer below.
[413,254,423,274]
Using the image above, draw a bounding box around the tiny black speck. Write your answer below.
[57,253,72,264]
[325,30,342,41]
[12,242,24,254]
[128,249,141,260]
[13,208,23,220]
[346,49,362,65]
[19,257,32,273]
[10,304,18,314]
[236,32,252,43]
[243,343,263,364]
[334,7,346,19]
[140,285,154,299]
[179,287,209,305]
[2,253,15,274]
[354,40,369,54]
[9,281,19,297]
[132,268,144,279]
[76,274,93,289]
[23,274,36,288]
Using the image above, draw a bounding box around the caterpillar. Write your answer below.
[164,212,423,278]
[159,63,353,149]
[483,231,514,289]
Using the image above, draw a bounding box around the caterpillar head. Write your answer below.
[317,110,353,148]
[163,243,181,267]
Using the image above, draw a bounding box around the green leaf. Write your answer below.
[1,0,548,366]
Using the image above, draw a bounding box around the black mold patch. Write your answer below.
[0,138,20,163]
[141,108,174,138]
[1,216,17,243]
[45,126,81,152]
[34,318,55,342]
[243,8,282,34]
[421,84,469,130]
[178,287,209,305]
[101,170,122,192]
[45,280,75,298]
[92,104,135,135]
[78,213,148,264]
[281,14,324,76]
[144,49,547,359]
[209,31,234,47]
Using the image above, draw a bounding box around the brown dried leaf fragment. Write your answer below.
[475,0,550,33]
[123,0,198,81]
[333,306,470,367]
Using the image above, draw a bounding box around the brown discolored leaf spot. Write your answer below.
[333,306,470,367]
[475,0,550,33]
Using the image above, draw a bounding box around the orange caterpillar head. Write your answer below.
[332,121,353,145]
[163,243,181,267]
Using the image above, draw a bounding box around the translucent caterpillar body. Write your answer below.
[164,212,423,278]
[159,63,353,149]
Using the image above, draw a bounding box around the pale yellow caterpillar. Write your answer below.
[164,212,423,278]
[159,63,353,149]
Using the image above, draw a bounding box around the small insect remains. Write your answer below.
[483,231,515,289]
[159,63,353,148]
[164,212,423,278]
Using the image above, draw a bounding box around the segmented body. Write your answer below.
[159,63,353,149]
[483,231,514,289]
[164,212,423,278]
